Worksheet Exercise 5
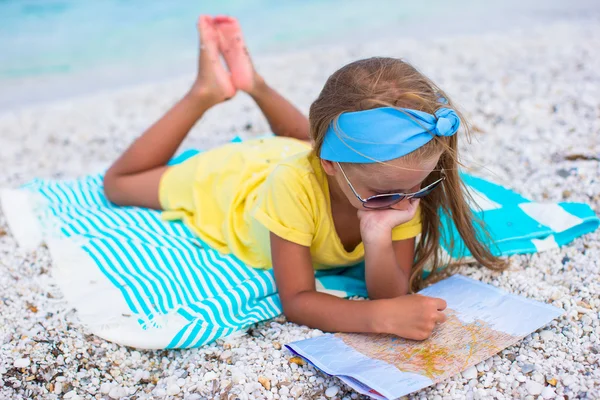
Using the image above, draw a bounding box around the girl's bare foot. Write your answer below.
[190,16,236,104]
[213,15,263,94]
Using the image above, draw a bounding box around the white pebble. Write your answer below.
[521,364,535,373]
[13,358,30,368]
[539,330,553,341]
[462,366,478,380]
[232,372,245,384]
[562,375,575,386]
[541,386,556,399]
[166,384,180,395]
[325,386,339,398]
[100,382,112,394]
[525,380,543,395]
[290,385,303,397]
[108,386,126,399]
[203,371,218,381]
[133,369,144,382]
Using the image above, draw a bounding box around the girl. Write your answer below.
[104,15,506,341]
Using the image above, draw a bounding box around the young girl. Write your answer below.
[104,15,506,341]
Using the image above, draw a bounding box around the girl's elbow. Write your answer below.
[102,172,122,205]
[280,295,306,325]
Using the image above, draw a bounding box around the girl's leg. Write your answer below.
[103,16,235,210]
[214,16,310,141]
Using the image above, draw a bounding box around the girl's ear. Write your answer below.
[320,159,337,176]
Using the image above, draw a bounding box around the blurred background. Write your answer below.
[1,0,599,111]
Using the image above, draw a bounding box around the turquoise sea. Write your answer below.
[1,0,598,110]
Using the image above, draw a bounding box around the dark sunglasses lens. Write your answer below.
[412,180,442,199]
[364,194,403,209]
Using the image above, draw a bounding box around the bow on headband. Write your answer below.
[320,106,460,163]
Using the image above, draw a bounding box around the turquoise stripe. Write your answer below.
[152,246,185,307]
[461,173,528,205]
[169,247,211,300]
[124,243,170,315]
[95,239,154,317]
[111,240,171,315]
[167,321,197,348]
[67,208,185,313]
[202,249,244,287]
[163,247,201,305]
[85,242,141,315]
[186,302,227,334]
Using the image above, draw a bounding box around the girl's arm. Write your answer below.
[358,200,420,299]
[271,232,447,339]
[363,237,414,299]
[271,233,379,333]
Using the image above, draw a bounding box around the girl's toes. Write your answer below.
[197,15,219,53]
[214,16,255,92]
[193,15,236,101]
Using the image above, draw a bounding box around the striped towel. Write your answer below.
[1,144,598,349]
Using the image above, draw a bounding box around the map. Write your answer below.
[286,275,563,400]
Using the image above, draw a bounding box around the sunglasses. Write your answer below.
[336,162,446,209]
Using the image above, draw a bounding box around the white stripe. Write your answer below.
[531,235,559,252]
[465,187,502,211]
[315,279,348,298]
[519,202,583,232]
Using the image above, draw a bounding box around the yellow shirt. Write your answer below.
[159,136,422,270]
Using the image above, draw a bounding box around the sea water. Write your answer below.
[1,0,598,110]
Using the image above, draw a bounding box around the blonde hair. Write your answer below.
[309,57,508,292]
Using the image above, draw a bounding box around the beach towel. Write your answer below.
[1,138,598,349]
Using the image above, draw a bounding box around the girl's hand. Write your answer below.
[357,199,420,245]
[376,294,448,340]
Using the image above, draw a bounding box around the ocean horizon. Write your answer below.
[1,0,599,111]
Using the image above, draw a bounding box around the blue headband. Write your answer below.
[320,106,460,163]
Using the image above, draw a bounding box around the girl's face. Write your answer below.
[323,155,441,211]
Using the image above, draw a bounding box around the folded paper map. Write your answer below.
[286,275,563,399]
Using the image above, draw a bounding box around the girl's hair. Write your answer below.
[309,57,508,292]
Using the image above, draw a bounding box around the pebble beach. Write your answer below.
[1,17,599,400]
